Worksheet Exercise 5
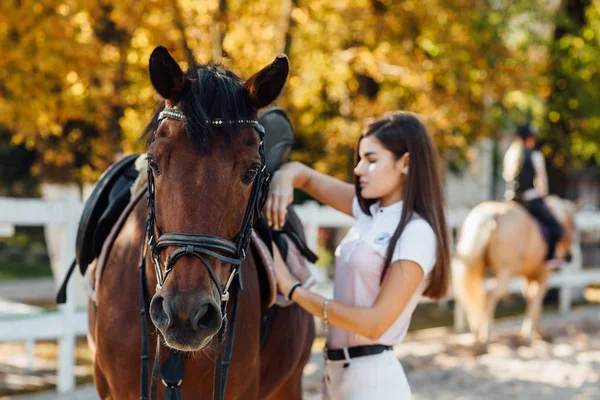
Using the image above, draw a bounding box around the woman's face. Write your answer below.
[354,136,406,200]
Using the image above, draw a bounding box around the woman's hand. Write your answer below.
[271,242,298,297]
[264,163,298,229]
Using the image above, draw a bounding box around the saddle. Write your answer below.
[514,200,553,254]
[259,107,295,177]
[75,153,140,275]
[253,107,317,307]
[251,210,317,308]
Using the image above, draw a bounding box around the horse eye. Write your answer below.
[242,166,259,183]
[148,159,161,174]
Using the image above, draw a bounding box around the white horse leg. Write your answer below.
[452,257,486,338]
[463,275,486,341]
[521,279,537,338]
[521,272,549,341]
[478,272,511,343]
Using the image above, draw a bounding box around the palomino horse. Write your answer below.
[452,195,576,344]
[87,47,314,399]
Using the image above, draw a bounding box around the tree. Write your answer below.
[0,0,597,186]
[542,0,599,194]
[0,125,38,197]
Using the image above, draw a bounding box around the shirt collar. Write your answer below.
[369,199,404,216]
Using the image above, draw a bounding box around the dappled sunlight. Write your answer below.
[403,309,600,399]
[299,308,600,399]
[0,339,93,396]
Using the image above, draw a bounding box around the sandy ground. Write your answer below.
[2,306,599,399]
[302,306,600,399]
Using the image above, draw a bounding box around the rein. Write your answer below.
[138,107,269,400]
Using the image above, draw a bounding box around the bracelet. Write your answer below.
[287,282,302,301]
[322,298,332,324]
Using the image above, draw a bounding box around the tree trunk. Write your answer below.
[281,0,298,56]
[170,0,196,68]
[211,0,228,62]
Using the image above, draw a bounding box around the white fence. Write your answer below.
[0,197,85,393]
[1,196,599,395]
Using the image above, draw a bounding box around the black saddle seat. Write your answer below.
[75,154,140,274]
[259,107,295,176]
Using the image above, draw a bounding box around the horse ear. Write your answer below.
[244,55,289,110]
[149,46,186,102]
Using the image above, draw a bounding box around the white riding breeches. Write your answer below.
[322,350,411,399]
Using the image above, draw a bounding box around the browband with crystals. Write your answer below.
[158,107,262,129]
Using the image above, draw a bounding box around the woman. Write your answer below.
[264,111,450,399]
[503,124,563,263]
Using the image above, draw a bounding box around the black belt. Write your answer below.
[326,345,392,361]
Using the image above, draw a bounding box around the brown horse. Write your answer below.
[87,47,314,399]
[452,195,577,344]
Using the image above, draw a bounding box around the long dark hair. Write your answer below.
[354,111,450,299]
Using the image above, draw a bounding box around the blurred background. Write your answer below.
[1,0,599,398]
[1,0,599,192]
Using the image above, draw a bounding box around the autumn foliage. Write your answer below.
[0,0,598,184]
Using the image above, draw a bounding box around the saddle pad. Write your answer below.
[76,153,140,274]
[251,230,278,308]
[89,185,147,305]
[251,230,316,308]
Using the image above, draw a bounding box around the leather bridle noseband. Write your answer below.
[138,107,269,400]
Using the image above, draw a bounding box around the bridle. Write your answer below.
[138,106,269,400]
[148,107,268,297]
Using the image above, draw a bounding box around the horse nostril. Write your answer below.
[191,302,219,332]
[565,252,573,263]
[150,295,173,329]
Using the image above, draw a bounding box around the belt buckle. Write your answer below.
[342,347,351,368]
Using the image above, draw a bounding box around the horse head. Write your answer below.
[145,46,288,351]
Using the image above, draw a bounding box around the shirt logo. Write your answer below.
[374,232,391,245]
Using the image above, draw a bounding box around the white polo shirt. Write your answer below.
[328,197,437,349]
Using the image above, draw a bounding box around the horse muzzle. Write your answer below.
[150,292,222,351]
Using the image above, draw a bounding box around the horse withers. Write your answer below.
[87,47,314,399]
[452,195,577,345]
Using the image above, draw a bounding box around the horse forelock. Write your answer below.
[143,64,256,154]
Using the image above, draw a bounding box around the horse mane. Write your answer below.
[502,137,525,181]
[142,64,255,154]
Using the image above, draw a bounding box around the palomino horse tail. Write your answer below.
[452,205,497,334]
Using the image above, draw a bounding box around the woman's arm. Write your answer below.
[293,162,355,214]
[266,162,355,228]
[532,151,549,197]
[275,253,425,340]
